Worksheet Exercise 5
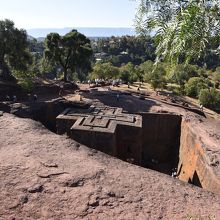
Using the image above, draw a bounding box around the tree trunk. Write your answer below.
[63,68,68,82]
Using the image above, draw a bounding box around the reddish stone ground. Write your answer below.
[0,113,220,220]
[1,82,220,219]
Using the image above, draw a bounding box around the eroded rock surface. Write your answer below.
[0,113,220,219]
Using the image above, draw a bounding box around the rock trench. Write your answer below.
[1,98,220,194]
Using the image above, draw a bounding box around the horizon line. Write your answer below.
[27,26,135,30]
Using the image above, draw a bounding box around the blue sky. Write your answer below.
[0,0,137,29]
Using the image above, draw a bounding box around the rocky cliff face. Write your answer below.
[178,119,220,194]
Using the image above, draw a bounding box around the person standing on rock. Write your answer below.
[33,94,38,102]
[200,104,203,112]
[6,95,10,101]
[13,95,17,102]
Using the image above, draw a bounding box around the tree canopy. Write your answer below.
[90,62,119,80]
[135,0,220,65]
[0,19,32,80]
[92,35,156,66]
[44,29,93,82]
[119,62,139,83]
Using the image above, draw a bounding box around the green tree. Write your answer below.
[119,62,138,83]
[199,88,220,110]
[139,60,154,82]
[135,66,144,83]
[172,64,199,86]
[119,65,131,84]
[185,77,208,98]
[91,35,156,66]
[0,19,32,80]
[135,0,220,65]
[145,64,167,90]
[90,62,119,80]
[44,29,93,82]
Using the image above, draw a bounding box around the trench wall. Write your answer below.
[178,120,220,194]
[140,113,182,173]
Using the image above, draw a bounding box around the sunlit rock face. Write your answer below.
[178,120,220,194]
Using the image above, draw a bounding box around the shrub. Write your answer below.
[18,79,34,91]
[213,68,220,88]
[90,62,119,80]
[185,77,208,98]
[119,62,138,83]
[147,65,167,90]
[199,88,220,110]
[166,84,181,95]
[214,73,220,82]
[173,64,199,86]
[139,60,154,81]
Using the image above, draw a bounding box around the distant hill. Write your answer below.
[27,27,136,39]
[27,35,35,41]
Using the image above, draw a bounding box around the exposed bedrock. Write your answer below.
[0,98,90,132]
[1,98,220,194]
[178,120,220,194]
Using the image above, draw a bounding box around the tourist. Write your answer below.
[6,95,10,101]
[200,104,203,112]
[33,94,38,102]
[112,80,115,87]
[171,171,177,178]
[13,95,17,102]
[171,168,178,178]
